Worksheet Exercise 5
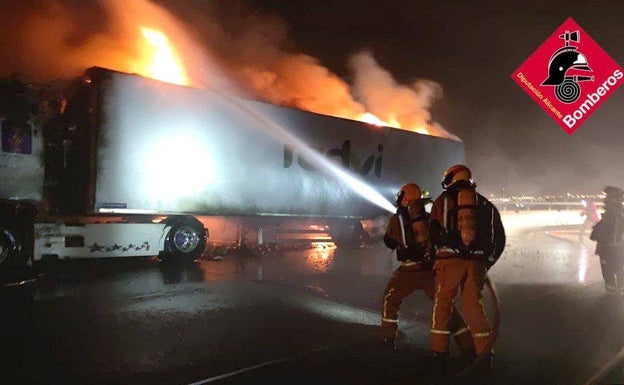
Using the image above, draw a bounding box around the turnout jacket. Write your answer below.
[590,207,624,256]
[429,187,506,268]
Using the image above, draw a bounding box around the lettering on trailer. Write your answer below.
[283,139,383,177]
[89,241,150,253]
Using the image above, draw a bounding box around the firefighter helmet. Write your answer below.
[542,48,592,86]
[441,164,472,189]
[396,183,422,207]
[603,186,624,203]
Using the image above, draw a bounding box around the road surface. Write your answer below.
[1,225,622,385]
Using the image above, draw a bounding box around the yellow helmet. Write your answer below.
[396,183,422,207]
[441,164,472,189]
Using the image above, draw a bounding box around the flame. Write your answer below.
[139,26,188,86]
[387,117,401,127]
[357,112,432,135]
[5,0,459,140]
[136,29,435,136]
[358,112,390,127]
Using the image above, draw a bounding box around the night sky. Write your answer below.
[234,0,624,196]
[2,0,623,196]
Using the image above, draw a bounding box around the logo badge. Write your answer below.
[512,17,623,135]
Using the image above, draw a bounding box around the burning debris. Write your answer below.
[0,0,459,140]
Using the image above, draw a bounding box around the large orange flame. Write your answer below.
[4,0,458,140]
[139,26,188,86]
[132,27,437,136]
[357,112,429,134]
[134,26,401,133]
[131,26,432,135]
[358,112,390,127]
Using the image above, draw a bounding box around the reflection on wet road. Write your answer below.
[2,227,623,385]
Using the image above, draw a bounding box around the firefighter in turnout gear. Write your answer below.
[381,183,474,358]
[590,186,624,296]
[428,165,505,374]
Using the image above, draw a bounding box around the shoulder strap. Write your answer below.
[443,195,449,229]
[398,214,407,247]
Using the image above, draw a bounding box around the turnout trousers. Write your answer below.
[599,247,624,295]
[382,263,473,353]
[430,258,491,355]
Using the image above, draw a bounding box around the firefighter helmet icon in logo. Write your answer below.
[541,30,594,104]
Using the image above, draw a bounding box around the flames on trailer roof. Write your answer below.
[2,0,460,141]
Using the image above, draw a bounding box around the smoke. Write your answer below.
[174,2,367,120]
[349,50,459,140]
[187,3,457,138]
[0,0,457,139]
[236,54,367,120]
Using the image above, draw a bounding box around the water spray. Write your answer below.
[215,92,397,215]
[212,85,503,385]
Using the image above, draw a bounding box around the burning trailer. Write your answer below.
[0,67,464,270]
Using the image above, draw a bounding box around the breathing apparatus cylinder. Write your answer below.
[394,183,431,262]
[407,200,429,246]
[456,186,478,247]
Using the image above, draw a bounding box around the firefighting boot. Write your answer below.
[429,351,448,380]
[458,350,477,368]
[380,336,396,350]
[473,349,494,376]
[454,330,476,367]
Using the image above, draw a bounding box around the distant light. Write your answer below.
[98,208,158,214]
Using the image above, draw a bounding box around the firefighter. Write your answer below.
[590,186,624,296]
[428,165,505,375]
[381,183,474,359]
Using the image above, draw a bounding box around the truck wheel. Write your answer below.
[0,224,32,276]
[330,220,364,249]
[158,216,207,263]
[0,226,19,270]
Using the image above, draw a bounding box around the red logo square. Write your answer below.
[511,17,623,135]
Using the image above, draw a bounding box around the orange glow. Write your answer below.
[139,26,188,86]
[311,242,336,252]
[387,117,400,127]
[358,112,390,127]
[11,0,458,140]
[356,112,433,135]
[304,242,337,272]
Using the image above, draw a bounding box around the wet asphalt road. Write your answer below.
[2,227,624,385]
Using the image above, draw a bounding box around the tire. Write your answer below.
[0,226,19,271]
[158,216,207,263]
[0,202,35,274]
[0,223,33,273]
[330,220,364,249]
